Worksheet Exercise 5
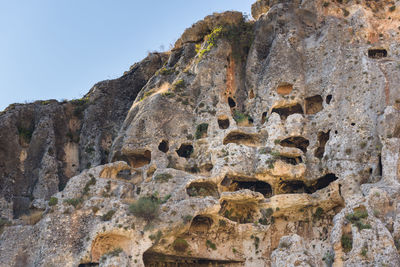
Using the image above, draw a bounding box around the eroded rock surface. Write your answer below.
[1,0,400,266]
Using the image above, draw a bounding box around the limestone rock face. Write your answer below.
[174,11,244,49]
[0,53,166,219]
[1,0,400,266]
[251,0,270,20]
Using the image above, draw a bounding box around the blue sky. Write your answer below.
[0,0,253,111]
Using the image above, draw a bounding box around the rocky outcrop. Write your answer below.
[174,11,244,49]
[0,53,166,219]
[1,0,400,266]
[251,0,270,20]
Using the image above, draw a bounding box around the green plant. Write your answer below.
[270,151,281,157]
[71,97,89,118]
[154,173,173,183]
[195,123,209,139]
[83,176,96,195]
[64,198,83,208]
[41,100,52,105]
[361,246,368,257]
[101,210,116,221]
[354,221,371,230]
[346,209,370,230]
[173,238,189,252]
[198,26,223,59]
[389,5,396,12]
[206,240,217,250]
[233,110,247,123]
[141,90,156,101]
[159,67,175,75]
[129,196,160,221]
[70,97,89,106]
[313,207,324,221]
[17,126,33,143]
[219,20,254,62]
[373,209,380,217]
[100,247,123,261]
[197,19,254,63]
[341,233,353,253]
[322,251,334,267]
[266,159,275,169]
[85,146,95,154]
[172,79,185,91]
[219,219,227,227]
[149,230,162,244]
[162,91,175,98]
[160,194,171,204]
[195,43,202,54]
[48,197,58,206]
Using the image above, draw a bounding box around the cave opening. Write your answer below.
[158,140,169,153]
[228,97,236,108]
[279,136,310,153]
[130,150,151,168]
[112,150,151,168]
[368,48,387,59]
[326,95,332,104]
[176,144,193,158]
[312,173,338,191]
[143,252,243,267]
[278,155,303,165]
[217,116,230,129]
[271,103,304,120]
[233,181,272,197]
[223,131,259,146]
[117,169,131,180]
[315,130,330,159]
[305,95,323,115]
[189,215,213,233]
[378,154,383,176]
[261,111,268,124]
[279,180,309,194]
[221,176,272,197]
[90,233,130,263]
[278,173,338,194]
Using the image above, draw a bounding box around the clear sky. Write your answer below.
[0,0,254,111]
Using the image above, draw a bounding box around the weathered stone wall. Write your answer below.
[1,0,400,266]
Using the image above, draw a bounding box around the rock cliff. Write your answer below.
[1,0,400,266]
